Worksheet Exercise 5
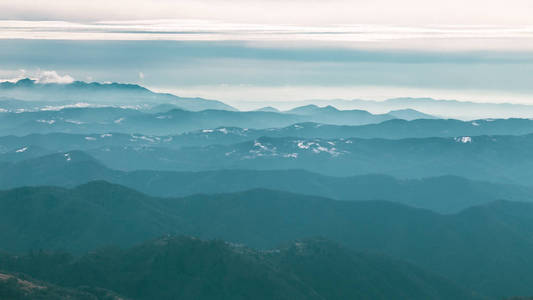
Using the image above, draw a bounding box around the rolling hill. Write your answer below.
[70,134,533,186]
[1,151,533,213]
[1,182,533,297]
[0,237,477,300]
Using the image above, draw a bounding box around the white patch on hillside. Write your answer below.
[15,146,28,153]
[294,140,343,156]
[36,119,55,125]
[65,119,84,125]
[41,102,91,111]
[455,136,472,143]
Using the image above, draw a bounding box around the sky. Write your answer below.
[1,0,533,107]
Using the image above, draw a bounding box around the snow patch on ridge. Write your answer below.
[15,146,28,153]
[37,119,55,125]
[455,136,472,143]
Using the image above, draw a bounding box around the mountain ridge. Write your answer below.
[0,181,532,297]
[1,151,533,213]
[0,236,478,300]
[0,78,236,112]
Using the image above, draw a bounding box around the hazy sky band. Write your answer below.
[2,0,533,104]
[2,20,533,51]
[2,0,533,26]
[2,39,533,105]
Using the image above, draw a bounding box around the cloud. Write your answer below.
[0,19,532,51]
[36,70,74,83]
[2,0,533,26]
[0,69,74,84]
[138,72,145,79]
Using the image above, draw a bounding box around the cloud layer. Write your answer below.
[1,69,74,84]
[2,20,533,51]
[2,0,533,26]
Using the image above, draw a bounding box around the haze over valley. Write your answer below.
[2,1,533,299]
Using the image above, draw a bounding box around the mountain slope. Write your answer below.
[3,117,533,153]
[0,237,477,300]
[75,134,533,186]
[0,271,124,300]
[285,104,395,124]
[387,108,437,120]
[0,79,235,112]
[2,152,533,213]
[0,106,405,136]
[5,133,533,186]
[305,97,533,119]
[0,182,533,297]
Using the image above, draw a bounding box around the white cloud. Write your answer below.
[1,0,533,51]
[36,70,74,84]
[138,72,145,79]
[1,19,533,51]
[0,69,74,84]
[1,0,533,26]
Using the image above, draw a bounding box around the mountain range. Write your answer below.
[1,182,533,298]
[4,79,533,121]
[3,133,533,185]
[66,134,533,186]
[0,236,477,300]
[3,104,533,137]
[1,151,533,213]
[272,97,533,119]
[3,78,533,299]
[0,79,235,111]
[0,118,532,152]
[0,105,418,136]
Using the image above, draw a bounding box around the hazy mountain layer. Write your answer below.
[0,271,124,300]
[1,151,533,213]
[0,107,390,136]
[2,112,533,141]
[71,134,533,186]
[0,237,477,300]
[284,97,533,119]
[3,133,533,185]
[1,182,533,297]
[0,79,235,111]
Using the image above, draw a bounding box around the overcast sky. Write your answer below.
[2,0,533,25]
[1,0,533,105]
[1,0,533,50]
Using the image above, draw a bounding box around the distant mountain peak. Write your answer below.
[387,108,436,120]
[255,106,280,113]
[0,78,236,112]
[323,105,339,111]
[288,104,340,114]
[15,78,37,86]
[0,78,149,92]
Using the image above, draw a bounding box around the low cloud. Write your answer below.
[0,69,75,84]
[36,70,74,84]
[1,20,533,51]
